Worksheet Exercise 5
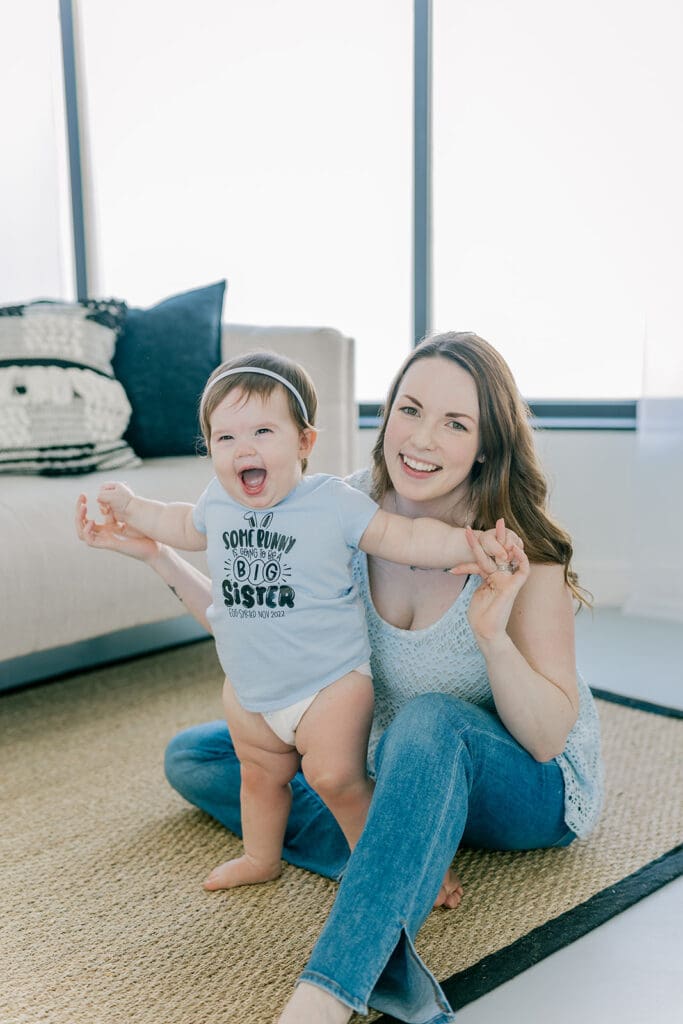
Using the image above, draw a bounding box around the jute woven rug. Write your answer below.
[1,640,681,1024]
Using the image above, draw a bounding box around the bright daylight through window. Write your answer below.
[78,0,413,402]
[432,0,681,401]
[5,1,681,404]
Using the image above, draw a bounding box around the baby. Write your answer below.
[94,351,516,890]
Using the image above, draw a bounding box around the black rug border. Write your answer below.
[376,690,683,1021]
[590,685,683,719]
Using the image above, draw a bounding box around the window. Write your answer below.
[22,1,681,406]
[78,0,413,401]
[432,0,682,400]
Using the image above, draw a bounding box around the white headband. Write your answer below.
[206,366,309,422]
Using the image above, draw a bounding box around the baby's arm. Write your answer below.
[359,509,519,569]
[97,482,206,551]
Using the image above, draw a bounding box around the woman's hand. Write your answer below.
[76,494,214,633]
[451,521,530,644]
[75,494,161,563]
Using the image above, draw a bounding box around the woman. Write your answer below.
[76,332,603,1024]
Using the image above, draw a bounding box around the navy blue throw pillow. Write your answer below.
[113,281,226,458]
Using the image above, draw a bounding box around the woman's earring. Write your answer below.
[477,454,486,463]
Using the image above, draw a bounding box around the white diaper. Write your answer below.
[261,662,372,745]
[262,691,320,745]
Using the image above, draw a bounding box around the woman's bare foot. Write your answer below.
[202,854,282,890]
[276,982,352,1024]
[434,867,464,909]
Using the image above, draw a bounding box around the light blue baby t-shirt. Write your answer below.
[192,473,379,712]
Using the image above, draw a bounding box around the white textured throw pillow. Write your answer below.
[0,299,141,475]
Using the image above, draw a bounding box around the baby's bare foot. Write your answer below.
[203,854,282,890]
[276,982,352,1024]
[434,867,464,909]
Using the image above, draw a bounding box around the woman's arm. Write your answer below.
[143,546,214,633]
[453,531,579,762]
[76,495,213,633]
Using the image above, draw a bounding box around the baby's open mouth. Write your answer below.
[239,468,267,494]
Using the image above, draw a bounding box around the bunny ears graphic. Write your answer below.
[243,511,273,529]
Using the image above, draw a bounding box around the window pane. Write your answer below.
[432,0,683,399]
[0,0,73,303]
[78,0,412,400]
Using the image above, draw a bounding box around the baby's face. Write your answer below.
[209,386,313,508]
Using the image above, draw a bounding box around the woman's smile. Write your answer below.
[399,453,442,476]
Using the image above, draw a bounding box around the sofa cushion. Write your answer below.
[0,298,140,475]
[0,457,214,663]
[113,281,226,458]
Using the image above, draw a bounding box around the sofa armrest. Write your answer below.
[221,324,355,477]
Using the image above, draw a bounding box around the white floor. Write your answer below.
[460,607,683,1024]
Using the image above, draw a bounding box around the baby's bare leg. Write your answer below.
[203,678,300,891]
[295,671,374,851]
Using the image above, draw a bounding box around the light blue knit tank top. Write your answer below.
[348,470,604,838]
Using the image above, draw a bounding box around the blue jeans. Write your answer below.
[165,693,575,1023]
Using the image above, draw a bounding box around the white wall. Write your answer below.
[354,427,634,607]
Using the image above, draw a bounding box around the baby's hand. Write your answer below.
[477,518,523,564]
[97,481,134,518]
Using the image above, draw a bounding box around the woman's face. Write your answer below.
[383,356,482,516]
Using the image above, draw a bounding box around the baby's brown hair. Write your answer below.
[199,351,318,471]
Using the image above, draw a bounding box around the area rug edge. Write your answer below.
[590,686,683,719]
[439,841,683,1014]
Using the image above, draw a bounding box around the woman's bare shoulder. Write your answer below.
[508,561,575,634]
[521,560,569,592]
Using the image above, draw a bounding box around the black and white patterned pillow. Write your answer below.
[0,299,141,475]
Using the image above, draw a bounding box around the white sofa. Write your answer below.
[0,323,356,690]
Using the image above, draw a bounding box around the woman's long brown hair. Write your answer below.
[371,332,589,605]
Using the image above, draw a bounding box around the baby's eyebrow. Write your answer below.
[211,419,279,436]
